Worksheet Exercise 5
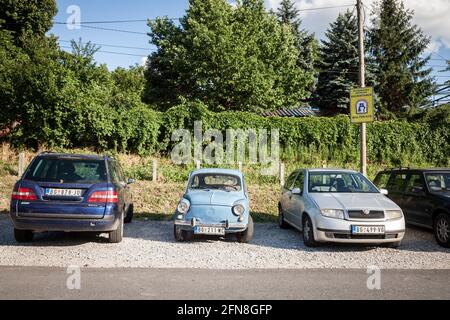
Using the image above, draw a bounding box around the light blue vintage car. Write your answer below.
[174,168,253,243]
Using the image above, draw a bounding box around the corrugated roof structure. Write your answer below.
[262,107,320,118]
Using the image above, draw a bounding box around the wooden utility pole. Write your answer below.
[357,0,367,176]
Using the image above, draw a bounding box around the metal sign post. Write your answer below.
[357,0,367,176]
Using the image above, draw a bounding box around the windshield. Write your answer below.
[24,158,107,183]
[308,171,378,193]
[189,173,242,191]
[425,172,450,193]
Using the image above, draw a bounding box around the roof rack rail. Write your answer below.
[389,167,410,171]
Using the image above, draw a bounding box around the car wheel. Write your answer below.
[236,216,254,243]
[434,213,450,248]
[124,204,134,224]
[174,225,193,242]
[302,215,319,247]
[382,241,402,248]
[278,205,289,229]
[109,213,124,243]
[14,228,33,243]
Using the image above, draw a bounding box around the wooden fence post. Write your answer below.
[280,162,285,187]
[152,159,158,182]
[18,152,25,177]
[238,161,243,172]
[195,159,201,170]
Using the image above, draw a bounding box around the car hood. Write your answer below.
[309,193,400,210]
[185,190,245,206]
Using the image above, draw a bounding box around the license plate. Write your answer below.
[351,225,385,235]
[45,188,82,197]
[194,226,225,236]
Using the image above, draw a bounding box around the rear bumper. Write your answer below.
[10,211,120,233]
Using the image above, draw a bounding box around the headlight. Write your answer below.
[177,199,190,214]
[385,210,403,220]
[320,209,344,219]
[232,204,245,216]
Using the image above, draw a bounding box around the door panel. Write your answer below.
[289,172,305,228]
[280,171,299,224]
[402,173,433,226]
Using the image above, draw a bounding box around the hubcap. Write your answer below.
[437,218,449,243]
[304,220,310,240]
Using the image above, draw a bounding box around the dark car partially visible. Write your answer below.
[10,153,134,243]
[374,168,450,248]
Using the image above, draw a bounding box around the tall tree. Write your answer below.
[144,0,314,112]
[314,10,360,114]
[0,0,57,46]
[276,0,317,80]
[368,0,434,118]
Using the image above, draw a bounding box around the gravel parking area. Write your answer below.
[0,215,449,269]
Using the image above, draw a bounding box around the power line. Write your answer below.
[59,39,154,51]
[53,22,147,35]
[60,45,147,57]
[298,4,355,12]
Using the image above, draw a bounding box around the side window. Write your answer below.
[293,172,304,192]
[116,163,126,183]
[284,172,298,190]
[405,174,425,193]
[109,161,119,183]
[374,172,391,189]
[386,173,408,193]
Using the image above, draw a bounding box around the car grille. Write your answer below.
[348,210,384,219]
[331,233,399,240]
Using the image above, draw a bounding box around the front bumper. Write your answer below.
[313,215,405,244]
[174,219,248,234]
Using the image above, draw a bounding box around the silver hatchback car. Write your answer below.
[278,169,405,247]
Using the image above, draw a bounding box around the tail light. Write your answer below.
[88,190,118,203]
[12,187,37,201]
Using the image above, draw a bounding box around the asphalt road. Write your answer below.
[0,267,448,300]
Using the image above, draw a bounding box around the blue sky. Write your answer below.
[50,0,449,84]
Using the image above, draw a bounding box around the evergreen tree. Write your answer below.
[368,0,434,118]
[276,0,317,79]
[314,10,360,114]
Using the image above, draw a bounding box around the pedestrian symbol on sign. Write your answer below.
[356,100,368,114]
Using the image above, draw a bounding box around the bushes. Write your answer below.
[5,99,449,166]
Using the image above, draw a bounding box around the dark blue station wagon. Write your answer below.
[10,153,134,243]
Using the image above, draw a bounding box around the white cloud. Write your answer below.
[140,56,148,67]
[265,0,450,50]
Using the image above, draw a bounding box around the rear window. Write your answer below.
[24,157,107,183]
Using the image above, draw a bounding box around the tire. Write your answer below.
[434,213,450,248]
[124,204,134,224]
[236,216,254,243]
[382,241,402,248]
[302,215,319,247]
[109,213,124,243]
[14,228,33,243]
[174,225,193,242]
[278,205,289,229]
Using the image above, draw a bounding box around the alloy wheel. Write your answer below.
[437,217,449,243]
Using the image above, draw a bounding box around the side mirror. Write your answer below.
[291,187,302,195]
[127,178,136,185]
[380,188,389,195]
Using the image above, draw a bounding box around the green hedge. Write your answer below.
[7,100,450,166]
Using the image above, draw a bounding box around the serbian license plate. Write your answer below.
[45,188,82,197]
[194,226,225,236]
[352,225,385,235]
